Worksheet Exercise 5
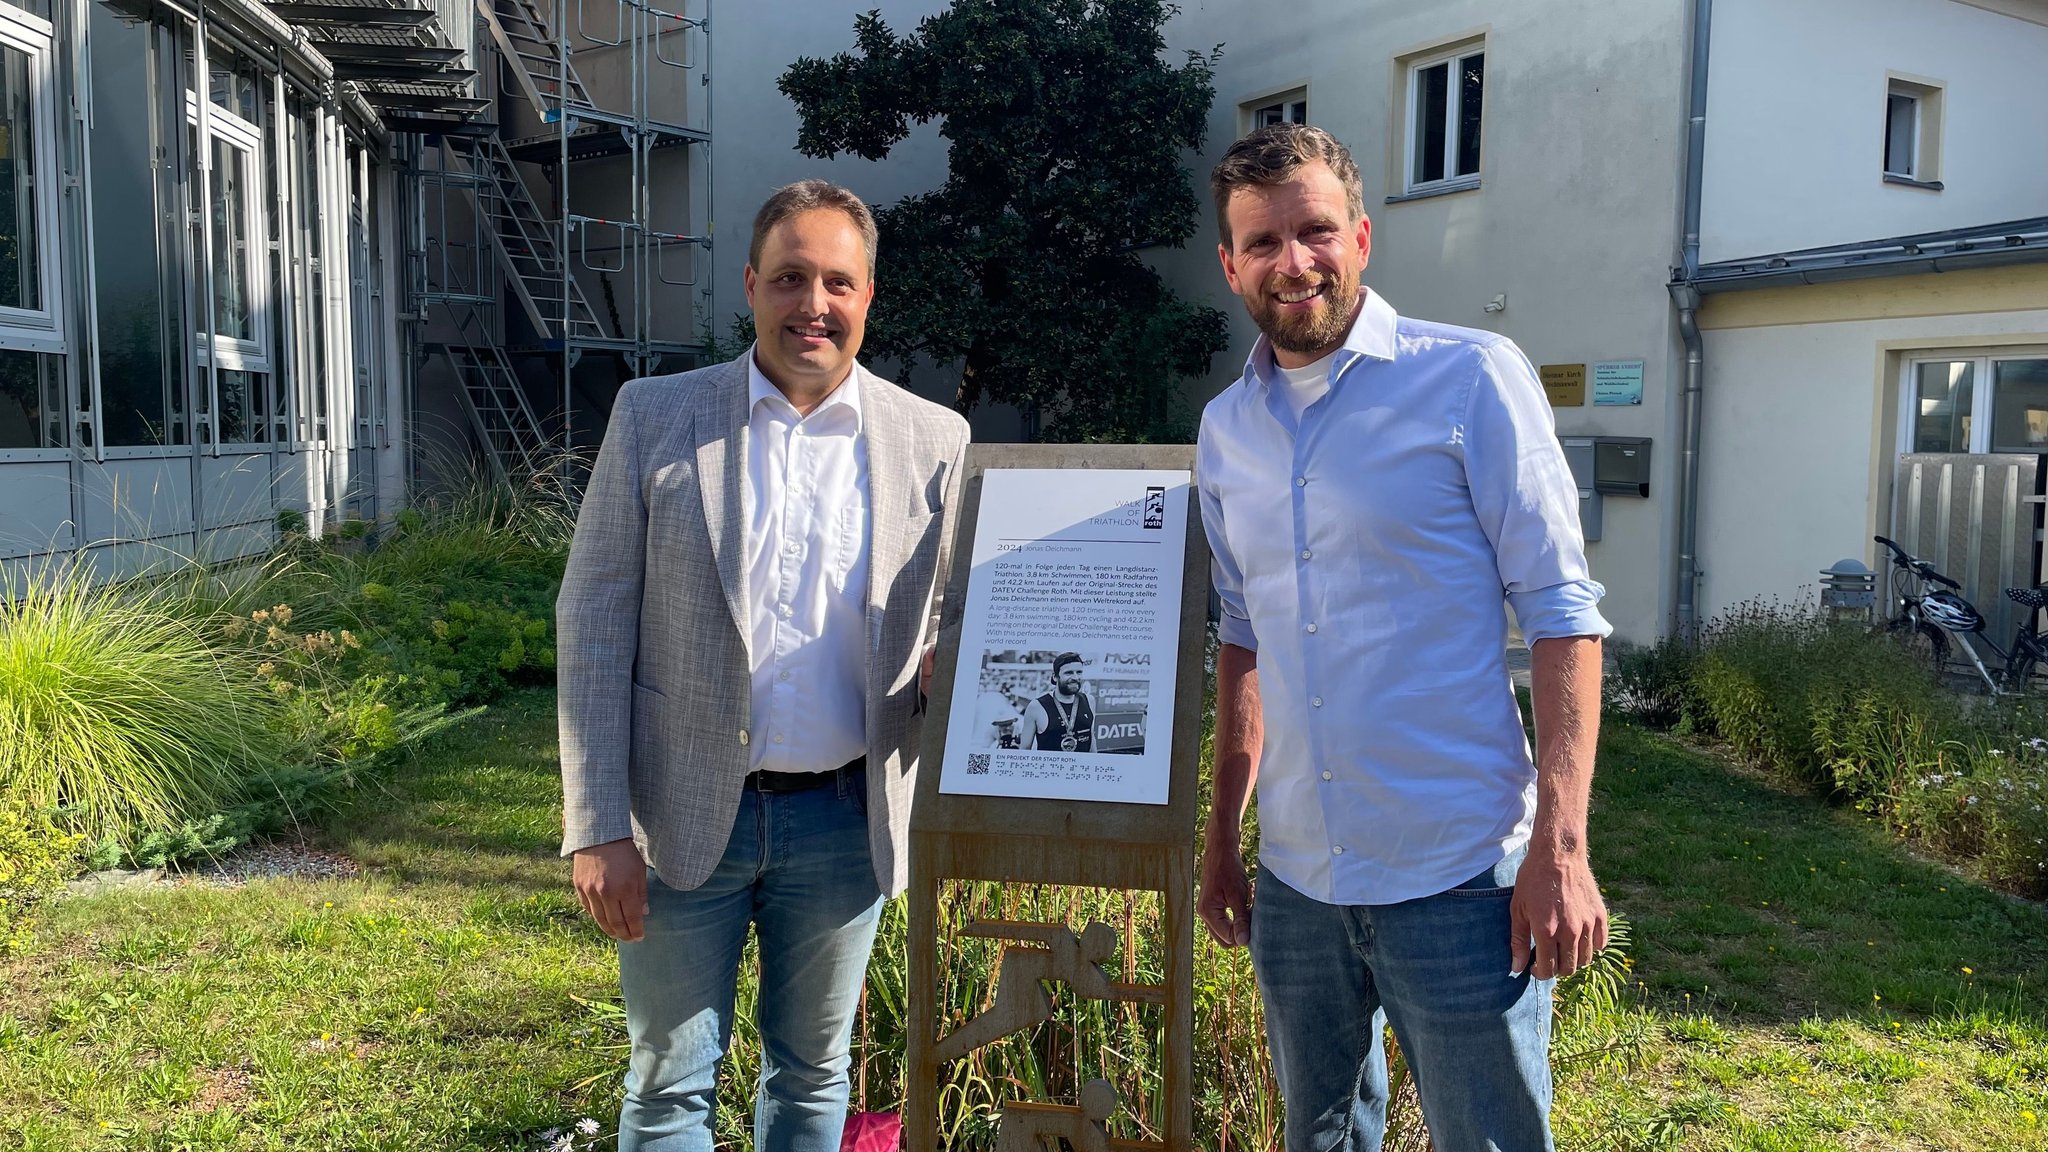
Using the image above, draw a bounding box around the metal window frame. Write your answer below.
[0,7,69,357]
[1899,346,2048,456]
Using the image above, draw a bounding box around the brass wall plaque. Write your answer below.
[1541,363,1587,407]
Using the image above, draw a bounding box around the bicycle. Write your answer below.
[1874,534,2048,696]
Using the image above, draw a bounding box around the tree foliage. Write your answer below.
[779,0,1230,441]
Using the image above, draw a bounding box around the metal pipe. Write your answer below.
[1672,0,1712,640]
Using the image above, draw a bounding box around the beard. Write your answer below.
[1246,269,1361,357]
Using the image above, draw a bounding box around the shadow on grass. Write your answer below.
[1595,722,2048,1024]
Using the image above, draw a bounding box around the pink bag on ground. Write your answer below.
[839,1111,901,1152]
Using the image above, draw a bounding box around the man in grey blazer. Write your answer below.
[557,180,970,1152]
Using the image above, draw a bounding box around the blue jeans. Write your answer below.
[1250,849,1554,1152]
[615,770,884,1152]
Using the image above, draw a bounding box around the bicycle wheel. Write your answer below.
[2006,653,2038,694]
[1886,616,1949,673]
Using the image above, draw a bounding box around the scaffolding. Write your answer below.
[412,0,711,479]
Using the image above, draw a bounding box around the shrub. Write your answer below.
[0,561,284,845]
[0,801,81,953]
[1606,638,1700,730]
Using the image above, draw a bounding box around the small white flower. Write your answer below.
[1966,795,1979,805]
[538,1130,561,1144]
[577,1119,602,1137]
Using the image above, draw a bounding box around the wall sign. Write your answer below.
[1540,363,1587,407]
[1594,360,1645,406]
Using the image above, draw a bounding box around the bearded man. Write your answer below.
[1022,651,1094,752]
[1193,123,1611,1152]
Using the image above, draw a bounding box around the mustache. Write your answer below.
[1262,274,1329,295]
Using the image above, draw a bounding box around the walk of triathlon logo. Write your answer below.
[1143,486,1166,530]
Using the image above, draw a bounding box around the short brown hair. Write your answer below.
[748,179,880,276]
[1209,124,1365,248]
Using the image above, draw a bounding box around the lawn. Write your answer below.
[3,695,2046,1150]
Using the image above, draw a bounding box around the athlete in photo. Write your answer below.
[1024,653,1095,752]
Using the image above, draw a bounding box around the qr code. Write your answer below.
[966,753,992,775]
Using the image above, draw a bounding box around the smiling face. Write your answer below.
[1056,664,1085,696]
[743,207,874,407]
[1217,160,1372,368]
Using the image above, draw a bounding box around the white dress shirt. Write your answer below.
[744,353,870,773]
[1197,291,1611,906]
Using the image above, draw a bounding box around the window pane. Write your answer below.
[1885,93,1916,176]
[293,101,325,440]
[1456,53,1484,177]
[1990,359,2048,453]
[1913,361,1974,452]
[1255,102,1281,127]
[211,137,253,342]
[90,3,174,446]
[1287,100,1306,124]
[0,349,61,447]
[1414,62,1447,185]
[216,368,266,442]
[0,40,39,313]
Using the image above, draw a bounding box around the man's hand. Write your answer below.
[573,838,649,942]
[1198,833,1254,948]
[1509,846,1608,980]
[920,643,938,700]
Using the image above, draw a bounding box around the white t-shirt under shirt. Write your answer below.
[1273,350,1336,421]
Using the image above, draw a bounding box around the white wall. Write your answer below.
[1156,0,1691,641]
[1696,302,2048,620]
[1700,0,2048,263]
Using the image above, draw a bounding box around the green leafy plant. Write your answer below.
[0,801,82,953]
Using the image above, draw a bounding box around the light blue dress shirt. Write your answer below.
[1196,291,1611,906]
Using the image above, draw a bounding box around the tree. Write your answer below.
[779,0,1230,442]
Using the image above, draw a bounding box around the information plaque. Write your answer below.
[907,443,1206,1152]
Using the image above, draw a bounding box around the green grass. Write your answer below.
[1557,724,2048,1151]
[4,697,2047,1149]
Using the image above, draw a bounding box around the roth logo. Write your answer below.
[1143,486,1166,530]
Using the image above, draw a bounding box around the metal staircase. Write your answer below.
[444,134,608,342]
[439,335,550,481]
[475,0,592,120]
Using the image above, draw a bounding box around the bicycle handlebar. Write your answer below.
[1872,535,1960,588]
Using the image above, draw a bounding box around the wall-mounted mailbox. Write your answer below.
[1561,437,1601,543]
[1594,437,1652,497]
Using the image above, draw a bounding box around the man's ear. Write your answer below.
[743,264,758,311]
[1218,242,1245,297]
[1355,214,1373,269]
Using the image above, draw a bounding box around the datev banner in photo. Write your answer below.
[939,468,1191,805]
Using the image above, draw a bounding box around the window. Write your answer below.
[1405,46,1484,192]
[88,1,182,447]
[187,53,273,446]
[1901,353,2048,454]
[1883,76,1943,188]
[0,2,62,450]
[1246,89,1307,130]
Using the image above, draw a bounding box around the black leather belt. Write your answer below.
[746,756,865,793]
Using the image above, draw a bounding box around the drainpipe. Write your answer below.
[1670,0,1712,641]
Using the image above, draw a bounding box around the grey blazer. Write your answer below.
[556,356,970,897]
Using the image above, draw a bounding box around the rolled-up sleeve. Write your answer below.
[1464,339,1612,646]
[1196,426,1258,652]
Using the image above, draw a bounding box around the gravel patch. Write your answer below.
[179,843,363,886]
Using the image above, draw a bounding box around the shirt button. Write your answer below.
[1331,845,1344,855]
[772,733,785,744]
[1300,549,1312,560]
[778,670,790,682]
[1321,769,1332,780]
[779,604,793,618]
[1305,622,1318,634]
[1295,476,1307,487]
[1312,697,1323,707]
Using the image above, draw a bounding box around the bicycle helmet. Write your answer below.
[1920,590,1984,633]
